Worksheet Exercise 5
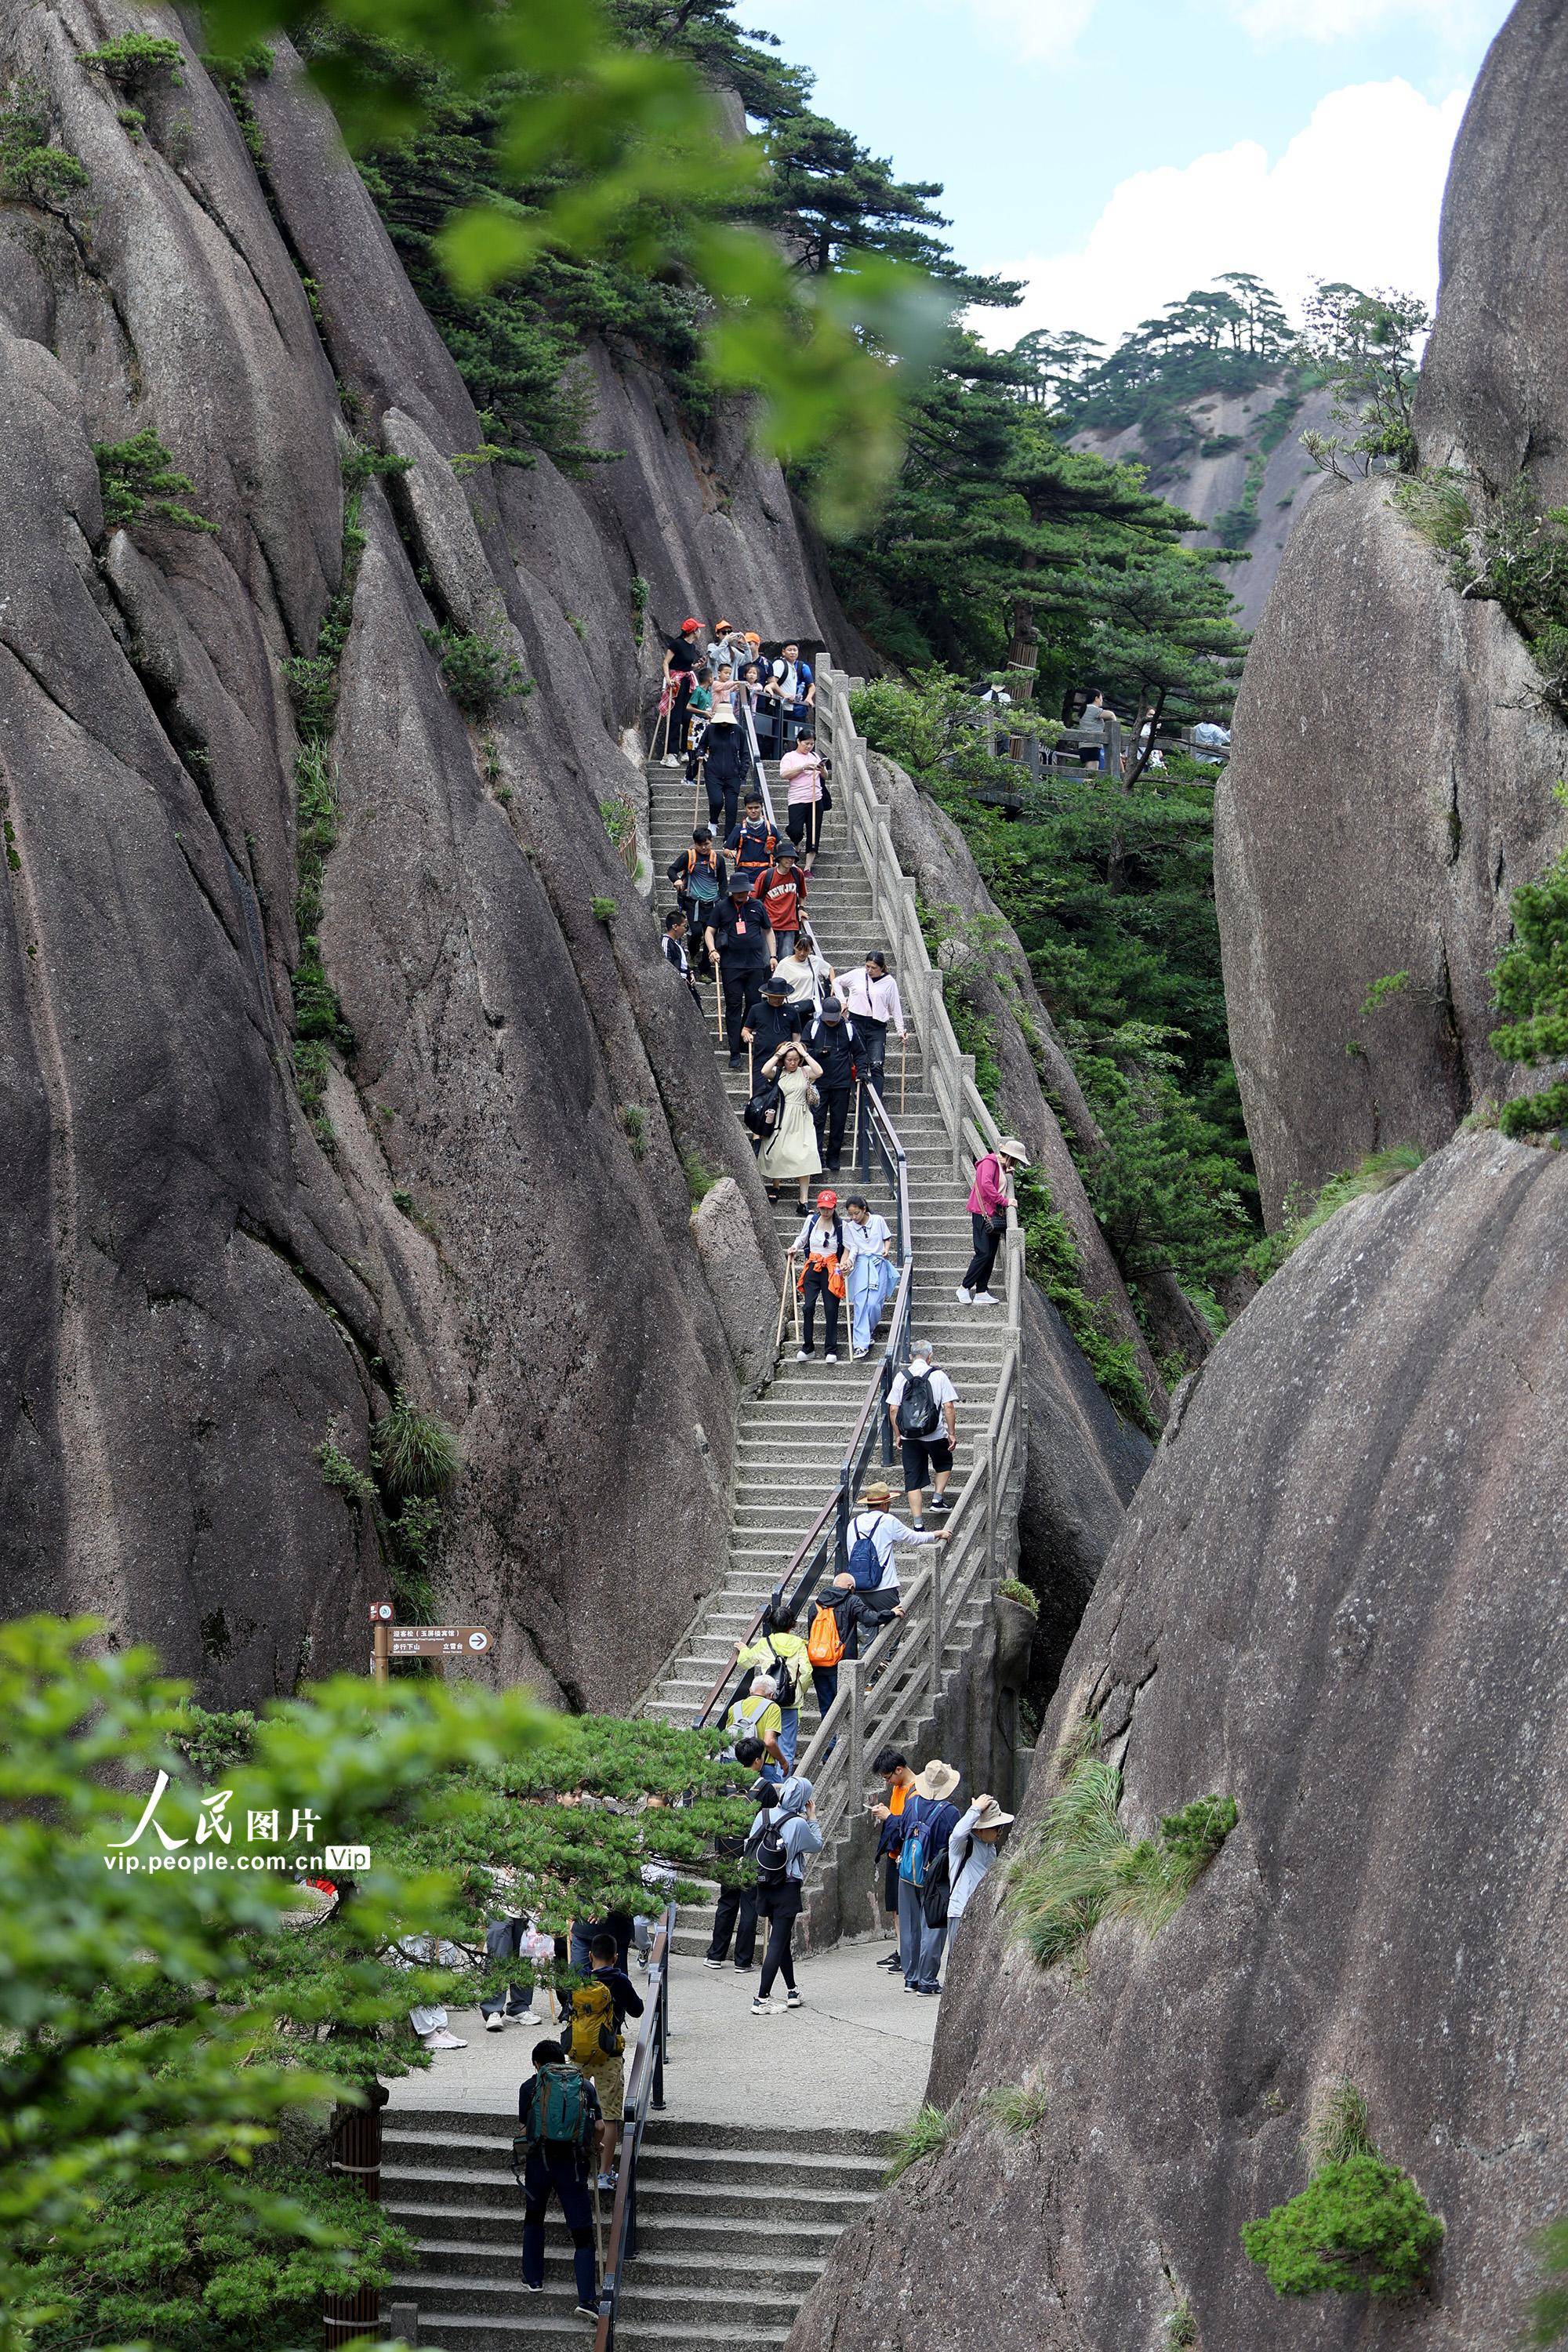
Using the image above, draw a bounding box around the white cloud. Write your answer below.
[1229,0,1491,44]
[914,0,1098,65]
[988,77,1467,352]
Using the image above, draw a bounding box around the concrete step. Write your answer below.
[401,2270,808,2326]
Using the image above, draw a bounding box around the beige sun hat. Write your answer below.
[971,1795,1015,1832]
[995,1136,1030,1165]
[914,1759,961,1801]
[859,1479,895,1505]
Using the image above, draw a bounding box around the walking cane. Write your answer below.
[592,2175,605,2288]
[714,972,724,1046]
[655,696,671,764]
[852,1080,862,1167]
[774,1262,792,1360]
[792,1258,804,1348]
[899,1033,908,1116]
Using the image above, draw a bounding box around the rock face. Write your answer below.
[0,7,815,1703]
[787,1131,1568,2352]
[1217,0,1568,1223]
[1216,476,1566,1222]
[1074,373,1336,632]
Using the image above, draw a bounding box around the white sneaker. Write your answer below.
[785,1989,804,2009]
[751,1996,780,2015]
[661,753,678,767]
[824,1352,838,1363]
[795,1348,814,1362]
[971,1290,999,1306]
[483,2013,503,2032]
[954,1284,972,1303]
[702,1957,724,1969]
[515,2009,542,2025]
[423,2030,467,2050]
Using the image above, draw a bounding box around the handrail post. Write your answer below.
[930,1539,944,1700]
[953,1055,975,1174]
[984,1451,997,1584]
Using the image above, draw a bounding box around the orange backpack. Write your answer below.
[807,1600,845,1669]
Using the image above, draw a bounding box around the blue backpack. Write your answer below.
[897,1802,930,1889]
[847,1516,881,1591]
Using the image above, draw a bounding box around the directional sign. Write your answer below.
[387,1625,492,1658]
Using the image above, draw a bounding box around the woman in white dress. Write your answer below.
[840,1192,895,1355]
[757,1043,824,1206]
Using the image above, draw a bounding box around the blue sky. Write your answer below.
[742,0,1512,347]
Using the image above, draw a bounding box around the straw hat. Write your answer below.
[914,1759,960,1801]
[859,1479,895,1506]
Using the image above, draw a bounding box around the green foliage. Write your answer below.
[1165,2302,1197,2348]
[620,1103,648,1160]
[600,796,636,851]
[372,1391,459,1502]
[1532,2215,1568,2345]
[1241,2153,1443,2299]
[1014,1174,1156,1434]
[682,1149,720,1206]
[201,43,273,160]
[1391,466,1472,561]
[1301,280,1428,479]
[591,895,618,924]
[0,86,91,205]
[421,622,531,717]
[1359,969,1410,1017]
[315,1434,377,1508]
[996,1577,1038,1614]
[885,2102,951,2183]
[93,430,220,537]
[1247,1146,1424,1280]
[1492,821,1568,1135]
[630,574,648,645]
[0,1616,554,2352]
[1007,1733,1236,1970]
[1305,2079,1374,2172]
[981,2079,1048,2137]
[79,33,184,86]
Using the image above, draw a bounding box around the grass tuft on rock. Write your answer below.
[982,2079,1049,2138]
[1247,1146,1423,1281]
[1532,2214,1568,2346]
[884,2103,950,2183]
[372,1392,460,1503]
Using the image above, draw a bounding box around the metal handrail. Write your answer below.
[591,1899,676,2352]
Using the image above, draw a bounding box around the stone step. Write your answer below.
[416,2314,790,2350]
[398,2270,808,2327]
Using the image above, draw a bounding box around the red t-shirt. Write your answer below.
[753,869,806,930]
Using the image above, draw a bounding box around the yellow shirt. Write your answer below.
[728,1693,782,1745]
[736,1633,809,1706]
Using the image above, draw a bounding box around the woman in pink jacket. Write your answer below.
[958,1136,1029,1305]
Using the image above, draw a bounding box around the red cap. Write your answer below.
[816,1189,838,1210]
[681,617,702,633]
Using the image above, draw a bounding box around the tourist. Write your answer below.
[840,1193,895,1356]
[754,662,786,758]
[705,1738,766,1971]
[742,976,804,1073]
[726,1671,789,1780]
[751,843,808,961]
[779,732,827,869]
[757,1042,823,1207]
[771,643,816,746]
[725,793,778,886]
[839,952,906,1095]
[706,876,775,1065]
[786,1187,844,1362]
[958,1135,1028,1305]
[661,909,699,1004]
[750,1776,824,2015]
[667,829,726,975]
[408,1998,466,2053]
[771,925,834,1015]
[800,999,862,1174]
[1076,688,1114,773]
[735,1599,812,1766]
[887,1344,960,1527]
[481,1910,544,2032]
[844,1479,949,1594]
[568,1907,634,1976]
[868,1748,917,1970]
[804,1567,903,1721]
[660,618,705,759]
[704,665,749,838]
[896,1760,964,1995]
[517,2037,602,2318]
[947,1792,1015,1923]
[682,671,713,786]
[567,1933,645,2189]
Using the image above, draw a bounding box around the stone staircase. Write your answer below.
[642,755,1012,1949]
[380,2109,888,2347]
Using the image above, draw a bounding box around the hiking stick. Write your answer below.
[899,1033,907,1116]
[852,1082,862,1166]
[793,1261,803,1348]
[714,975,724,1045]
[655,697,671,763]
[774,1264,791,1359]
[592,2174,604,2281]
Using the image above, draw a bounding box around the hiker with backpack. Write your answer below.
[725,793,778,888]
[667,829,726,976]
[706,876,776,1068]
[785,1186,844,1360]
[725,1672,789,1780]
[734,1599,811,1766]
[804,1569,904,1722]
[868,1748,918,1971]
[751,844,808,962]
[517,2038,603,2319]
[895,1760,964,1996]
[748,1776,824,2016]
[659,617,705,760]
[661,909,700,1004]
[567,1933,645,2190]
[959,1135,1029,1305]
[844,1479,949,1594]
[886,1345,960,1528]
[705,1737,767,1971]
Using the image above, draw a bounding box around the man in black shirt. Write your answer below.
[660,618,705,758]
[802,999,862,1171]
[706,877,775,1065]
[744,975,803,1068]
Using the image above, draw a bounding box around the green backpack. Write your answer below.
[514,2063,594,2172]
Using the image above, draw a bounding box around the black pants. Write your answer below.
[883,1855,900,1915]
[481,1915,535,2017]
[707,1882,758,1967]
[801,1265,840,1355]
[670,673,697,753]
[855,1017,888,1091]
[677,896,716,973]
[706,768,741,837]
[720,964,766,1054]
[963,1210,1003,1295]
[815,1082,852,1169]
[757,1882,804,1998]
[786,800,822,859]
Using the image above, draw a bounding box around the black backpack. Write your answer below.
[895,1370,941,1438]
[921,1838,952,1929]
[763,1636,800,1707]
[748,1814,790,1893]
